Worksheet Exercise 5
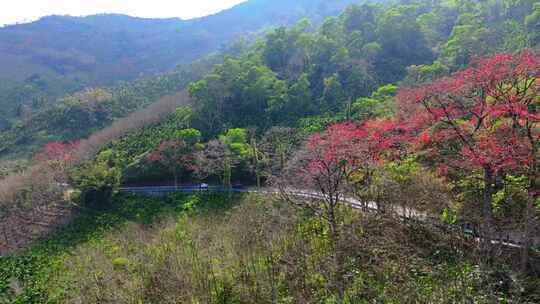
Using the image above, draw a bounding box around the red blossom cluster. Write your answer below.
[149,140,197,167]
[36,141,80,167]
[398,50,540,177]
[148,140,197,186]
[300,119,412,185]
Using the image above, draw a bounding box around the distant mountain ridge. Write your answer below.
[0,0,362,121]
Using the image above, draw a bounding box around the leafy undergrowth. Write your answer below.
[0,192,237,304]
[1,194,539,303]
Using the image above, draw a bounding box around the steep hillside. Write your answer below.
[0,0,362,122]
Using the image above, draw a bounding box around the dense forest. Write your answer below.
[1,0,540,302]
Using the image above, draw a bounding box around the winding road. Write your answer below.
[120,185,538,249]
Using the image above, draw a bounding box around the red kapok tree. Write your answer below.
[278,119,412,296]
[279,122,374,296]
[398,50,540,270]
[148,140,195,188]
[281,119,411,233]
[289,123,363,213]
[36,141,80,184]
[350,118,413,209]
[469,51,540,272]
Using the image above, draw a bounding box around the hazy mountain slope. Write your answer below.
[0,0,362,121]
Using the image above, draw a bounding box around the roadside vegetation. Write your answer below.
[2,192,538,303]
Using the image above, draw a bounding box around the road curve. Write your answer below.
[120,185,531,249]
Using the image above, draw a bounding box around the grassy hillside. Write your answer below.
[1,193,537,303]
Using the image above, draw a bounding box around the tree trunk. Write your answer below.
[482,167,495,264]
[280,148,286,174]
[251,138,261,189]
[326,199,344,299]
[1,224,9,254]
[521,183,536,276]
[173,171,179,190]
[346,97,352,121]
[224,159,232,190]
[521,132,539,276]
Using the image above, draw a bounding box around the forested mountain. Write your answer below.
[1,0,540,302]
[0,0,363,124]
